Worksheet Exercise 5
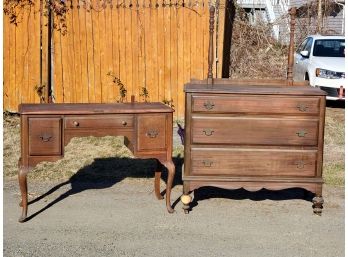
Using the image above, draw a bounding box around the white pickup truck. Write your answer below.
[293,35,345,100]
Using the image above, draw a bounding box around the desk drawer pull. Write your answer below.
[122,121,127,126]
[202,160,213,167]
[39,134,52,142]
[203,101,215,110]
[73,121,79,127]
[296,130,307,137]
[297,104,309,112]
[295,160,307,169]
[147,130,159,138]
[203,129,214,136]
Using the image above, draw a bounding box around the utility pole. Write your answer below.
[317,0,322,33]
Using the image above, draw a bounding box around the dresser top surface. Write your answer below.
[19,102,174,115]
[184,79,327,96]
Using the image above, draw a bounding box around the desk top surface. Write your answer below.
[19,102,174,115]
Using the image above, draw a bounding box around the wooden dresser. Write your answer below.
[181,80,326,214]
[18,102,175,222]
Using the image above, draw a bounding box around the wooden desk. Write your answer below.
[18,103,175,222]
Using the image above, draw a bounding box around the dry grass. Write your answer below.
[3,106,344,186]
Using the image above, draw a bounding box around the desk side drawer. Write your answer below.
[192,117,319,146]
[191,148,317,177]
[137,115,167,151]
[29,118,62,156]
[65,115,134,129]
[192,95,320,115]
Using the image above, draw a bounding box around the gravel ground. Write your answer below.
[3,113,345,257]
[4,178,344,257]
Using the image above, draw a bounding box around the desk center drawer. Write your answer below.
[65,115,134,129]
[192,116,319,146]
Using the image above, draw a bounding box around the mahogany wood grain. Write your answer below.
[18,103,175,222]
[191,116,319,146]
[28,118,62,156]
[182,85,326,214]
[65,115,134,129]
[192,95,320,115]
[191,148,317,177]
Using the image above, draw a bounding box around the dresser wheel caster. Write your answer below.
[184,209,189,214]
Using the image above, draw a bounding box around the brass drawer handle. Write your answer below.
[203,101,215,110]
[203,128,214,136]
[73,121,79,127]
[147,130,159,138]
[202,160,213,167]
[297,104,309,112]
[295,160,306,169]
[296,130,307,137]
[122,120,127,126]
[40,134,52,142]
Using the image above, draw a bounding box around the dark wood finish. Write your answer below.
[182,82,326,214]
[192,95,320,115]
[181,6,326,214]
[28,118,62,156]
[18,103,175,222]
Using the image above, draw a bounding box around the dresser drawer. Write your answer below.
[28,118,62,156]
[191,148,317,177]
[65,115,134,129]
[137,115,167,151]
[192,117,319,146]
[192,95,320,115]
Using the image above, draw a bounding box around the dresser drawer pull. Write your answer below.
[73,121,79,127]
[202,160,213,167]
[295,160,307,169]
[297,104,309,112]
[39,134,52,142]
[146,130,159,138]
[122,121,127,126]
[296,130,307,137]
[203,129,214,136]
[203,101,215,110]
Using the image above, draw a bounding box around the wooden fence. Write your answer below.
[4,0,226,118]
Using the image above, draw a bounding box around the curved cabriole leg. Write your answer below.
[18,166,29,222]
[154,162,164,200]
[162,160,175,213]
[312,195,324,215]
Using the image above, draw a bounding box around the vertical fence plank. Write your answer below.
[177,1,184,118]
[163,1,171,103]
[131,5,139,101]
[67,1,75,103]
[99,3,107,103]
[111,0,120,101]
[78,0,89,103]
[118,2,127,101]
[137,2,146,102]
[3,13,11,109]
[170,6,178,114]
[85,4,95,102]
[72,0,82,103]
[124,1,133,100]
[156,3,165,104]
[92,4,102,102]
[104,3,114,103]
